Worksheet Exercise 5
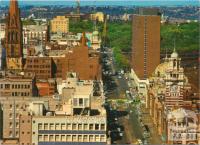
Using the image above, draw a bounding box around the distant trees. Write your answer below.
[69,20,198,69]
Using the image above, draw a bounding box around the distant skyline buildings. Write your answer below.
[0,0,199,7]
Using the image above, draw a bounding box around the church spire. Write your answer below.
[81,32,87,46]
[9,0,20,16]
[5,0,23,70]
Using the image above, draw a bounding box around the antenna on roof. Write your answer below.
[173,38,176,53]
[165,47,168,60]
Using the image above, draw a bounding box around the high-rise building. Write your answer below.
[5,0,23,70]
[131,10,160,79]
[50,16,69,33]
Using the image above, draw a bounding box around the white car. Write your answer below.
[137,139,143,145]
[118,75,122,79]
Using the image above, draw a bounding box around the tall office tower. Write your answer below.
[132,8,161,79]
[5,0,23,70]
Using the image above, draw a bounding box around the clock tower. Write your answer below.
[164,49,184,109]
[5,0,23,70]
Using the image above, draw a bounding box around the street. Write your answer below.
[102,46,162,144]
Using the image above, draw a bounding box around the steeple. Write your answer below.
[81,32,87,46]
[5,0,23,70]
[9,0,20,16]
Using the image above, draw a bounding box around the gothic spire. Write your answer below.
[9,0,20,16]
[81,32,87,46]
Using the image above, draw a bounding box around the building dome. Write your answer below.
[171,48,179,58]
[171,52,178,58]
[93,30,99,35]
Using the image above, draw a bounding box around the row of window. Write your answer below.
[27,65,51,69]
[52,21,68,24]
[12,92,30,97]
[38,134,106,142]
[27,59,51,63]
[0,84,30,89]
[170,133,197,140]
[38,123,106,131]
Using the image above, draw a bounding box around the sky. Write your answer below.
[0,0,199,6]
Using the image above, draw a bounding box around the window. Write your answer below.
[16,113,19,118]
[78,135,82,142]
[66,123,71,130]
[79,98,83,106]
[61,124,65,130]
[61,135,65,141]
[78,124,82,130]
[83,135,88,142]
[95,135,100,142]
[100,135,105,142]
[66,135,71,141]
[38,135,43,141]
[72,124,76,130]
[44,123,48,130]
[38,123,42,130]
[44,135,48,141]
[49,135,54,141]
[16,122,19,128]
[55,123,60,130]
[89,124,93,130]
[55,135,59,141]
[9,131,12,137]
[72,135,76,142]
[84,124,88,130]
[89,135,93,142]
[5,84,10,89]
[50,123,54,130]
[9,122,12,128]
[100,124,105,130]
[95,124,99,130]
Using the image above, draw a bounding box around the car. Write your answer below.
[119,132,123,137]
[118,75,122,79]
[137,139,143,145]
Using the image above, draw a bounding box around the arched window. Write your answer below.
[15,32,18,42]
[173,59,176,68]
[11,45,14,57]
[11,31,14,42]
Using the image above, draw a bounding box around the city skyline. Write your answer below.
[0,0,199,145]
[0,0,199,7]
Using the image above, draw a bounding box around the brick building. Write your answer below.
[24,33,101,80]
[132,9,160,79]
[0,71,38,97]
[25,57,53,79]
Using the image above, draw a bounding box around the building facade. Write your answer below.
[90,12,104,22]
[5,0,23,70]
[146,51,200,143]
[23,24,48,45]
[167,108,200,145]
[0,71,38,97]
[132,13,160,79]
[51,16,69,33]
[25,56,53,79]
